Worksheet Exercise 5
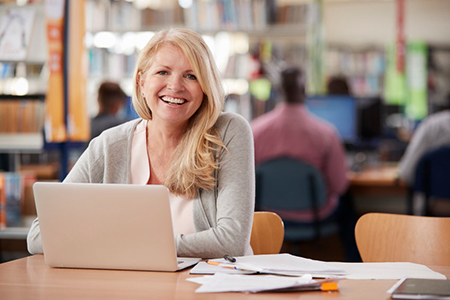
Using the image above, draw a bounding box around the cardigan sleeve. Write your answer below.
[176,113,256,258]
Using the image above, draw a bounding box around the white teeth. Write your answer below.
[161,96,185,104]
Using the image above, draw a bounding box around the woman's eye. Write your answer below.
[157,71,168,75]
[186,74,197,80]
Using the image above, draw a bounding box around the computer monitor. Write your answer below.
[357,96,383,141]
[305,95,358,144]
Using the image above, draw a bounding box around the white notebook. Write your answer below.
[33,182,200,272]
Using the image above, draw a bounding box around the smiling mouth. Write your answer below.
[160,96,186,105]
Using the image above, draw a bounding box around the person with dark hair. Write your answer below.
[90,81,128,139]
[252,67,348,212]
[327,76,350,95]
[251,67,360,261]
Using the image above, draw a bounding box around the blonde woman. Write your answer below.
[27,28,255,258]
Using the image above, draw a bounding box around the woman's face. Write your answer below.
[139,44,204,128]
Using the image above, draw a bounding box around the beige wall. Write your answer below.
[323,0,450,47]
[280,0,450,47]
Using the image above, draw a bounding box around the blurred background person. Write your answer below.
[398,95,450,186]
[398,95,450,215]
[251,66,360,261]
[90,81,129,140]
[327,76,351,95]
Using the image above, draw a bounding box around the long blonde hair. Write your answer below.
[132,28,225,198]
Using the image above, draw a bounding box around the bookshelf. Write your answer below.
[84,0,310,120]
[0,3,47,153]
[326,46,386,97]
[0,94,45,152]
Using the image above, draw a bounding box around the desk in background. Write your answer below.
[347,163,409,215]
[0,255,449,300]
[348,164,407,195]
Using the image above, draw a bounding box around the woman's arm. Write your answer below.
[176,113,256,258]
[26,149,94,254]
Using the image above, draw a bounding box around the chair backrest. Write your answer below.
[250,212,284,255]
[255,157,327,213]
[413,146,450,199]
[355,212,450,266]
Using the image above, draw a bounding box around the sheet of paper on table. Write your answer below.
[328,262,446,280]
[190,254,446,280]
[187,273,331,293]
[190,254,346,277]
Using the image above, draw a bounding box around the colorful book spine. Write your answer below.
[0,174,5,229]
[0,172,37,228]
[0,173,22,228]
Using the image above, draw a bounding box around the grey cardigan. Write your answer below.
[27,112,255,258]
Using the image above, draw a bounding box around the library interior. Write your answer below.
[0,0,449,271]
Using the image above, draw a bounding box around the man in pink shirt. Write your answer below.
[252,67,348,219]
[251,67,360,261]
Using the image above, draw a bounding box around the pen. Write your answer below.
[223,254,236,263]
[205,260,238,270]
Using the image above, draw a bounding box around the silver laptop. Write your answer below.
[33,182,200,272]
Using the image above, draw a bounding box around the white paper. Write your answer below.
[327,262,447,280]
[190,261,256,275]
[190,254,446,281]
[205,253,346,276]
[188,272,318,293]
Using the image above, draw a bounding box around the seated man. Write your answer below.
[398,104,450,215]
[251,67,349,221]
[251,67,359,261]
[398,108,450,186]
[90,81,128,140]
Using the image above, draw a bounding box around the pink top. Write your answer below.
[251,103,349,221]
[130,120,195,236]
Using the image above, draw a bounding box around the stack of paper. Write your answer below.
[190,254,446,280]
[190,254,346,277]
[188,273,331,293]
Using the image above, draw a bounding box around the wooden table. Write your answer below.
[0,255,448,300]
[348,164,408,196]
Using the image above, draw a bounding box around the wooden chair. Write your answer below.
[250,212,284,255]
[355,212,450,266]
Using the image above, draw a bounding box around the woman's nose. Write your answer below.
[167,76,184,91]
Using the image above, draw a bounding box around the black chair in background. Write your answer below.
[255,157,340,256]
[407,146,450,216]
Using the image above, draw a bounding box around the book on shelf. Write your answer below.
[326,48,386,97]
[184,0,307,32]
[0,62,15,78]
[140,7,184,28]
[85,0,108,32]
[88,49,137,80]
[110,1,141,31]
[0,172,36,228]
[276,4,307,25]
[0,99,45,134]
